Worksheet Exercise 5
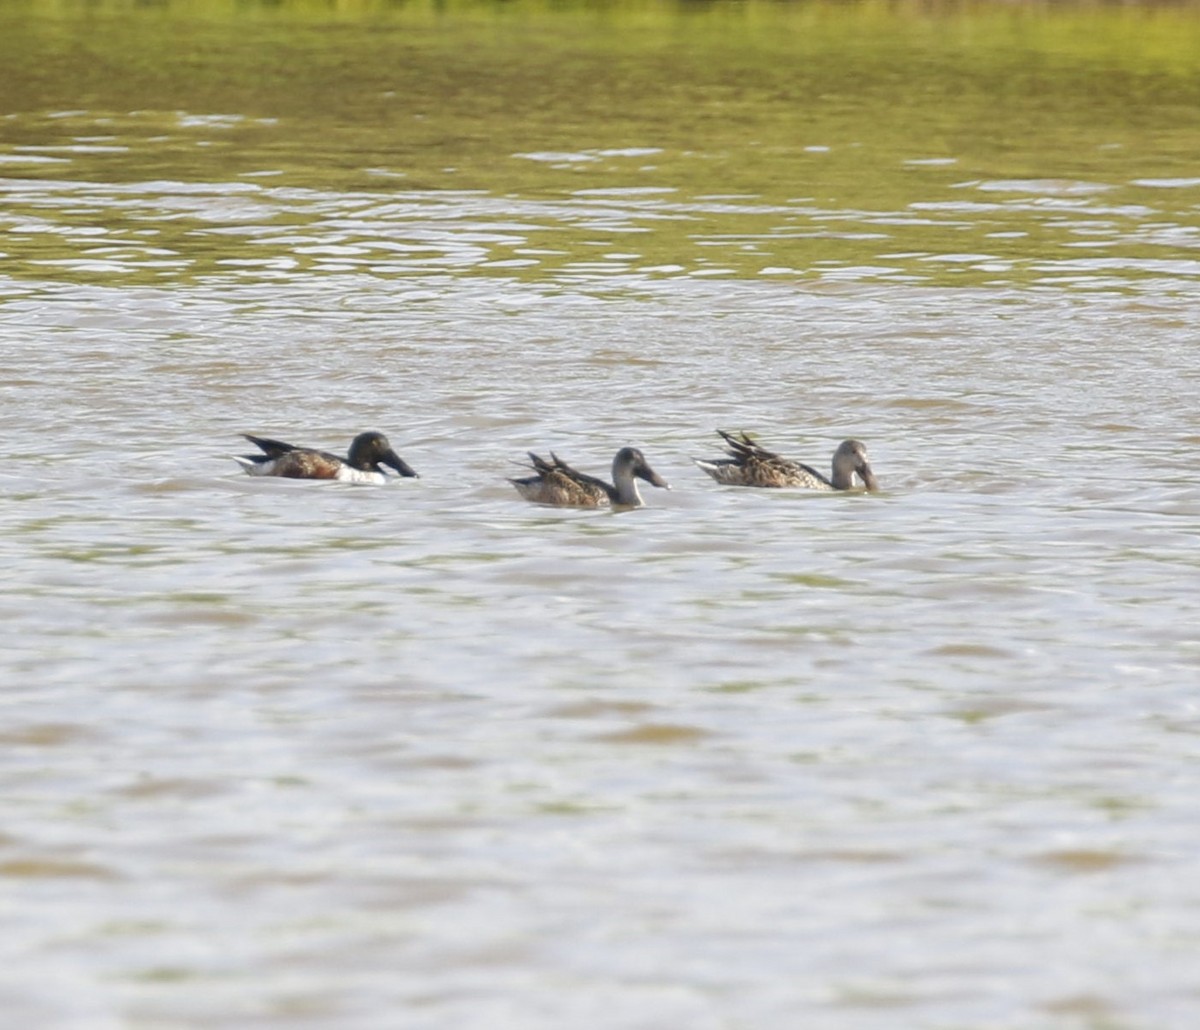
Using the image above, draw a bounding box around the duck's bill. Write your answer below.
[639,466,671,490]
[384,451,420,478]
[859,464,879,492]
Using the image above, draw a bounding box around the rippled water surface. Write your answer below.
[2,2,1200,1027]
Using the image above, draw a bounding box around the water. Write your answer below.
[2,3,1200,1027]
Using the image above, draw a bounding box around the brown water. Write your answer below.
[2,2,1200,1027]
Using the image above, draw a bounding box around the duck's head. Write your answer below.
[350,431,419,478]
[835,439,877,492]
[614,446,670,490]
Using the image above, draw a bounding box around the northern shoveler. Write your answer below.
[510,447,670,508]
[695,431,878,491]
[233,431,419,484]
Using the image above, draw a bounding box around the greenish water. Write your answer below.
[2,0,1199,287]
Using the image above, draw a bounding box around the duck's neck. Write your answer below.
[611,467,645,507]
[830,462,855,490]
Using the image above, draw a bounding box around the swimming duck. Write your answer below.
[233,431,419,484]
[695,431,878,491]
[510,447,670,508]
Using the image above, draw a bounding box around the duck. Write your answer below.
[510,447,670,508]
[695,431,878,491]
[232,431,419,484]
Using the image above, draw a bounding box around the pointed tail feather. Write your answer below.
[243,434,295,458]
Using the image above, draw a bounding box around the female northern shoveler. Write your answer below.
[695,431,878,492]
[233,431,419,484]
[510,447,670,508]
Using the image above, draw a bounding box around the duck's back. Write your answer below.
[511,454,613,507]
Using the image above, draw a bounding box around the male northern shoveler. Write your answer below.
[510,447,670,508]
[695,431,878,492]
[233,431,419,484]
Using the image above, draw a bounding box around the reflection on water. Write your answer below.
[7,166,1200,291]
[2,1,1200,291]
[2,2,1200,1027]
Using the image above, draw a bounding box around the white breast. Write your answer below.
[335,466,387,485]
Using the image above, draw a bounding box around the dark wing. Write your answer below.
[243,434,298,459]
[508,452,561,488]
[718,430,786,465]
[529,451,559,475]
